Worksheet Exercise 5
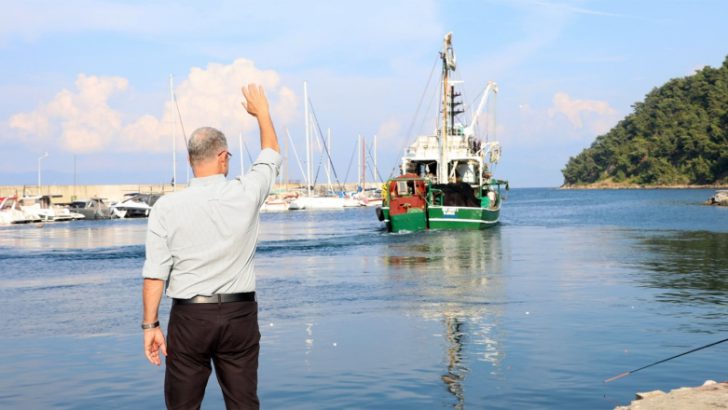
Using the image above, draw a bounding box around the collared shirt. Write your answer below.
[142,148,281,299]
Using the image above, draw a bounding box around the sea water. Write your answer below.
[0,188,726,409]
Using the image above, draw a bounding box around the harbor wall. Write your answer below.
[0,182,383,204]
[0,184,175,203]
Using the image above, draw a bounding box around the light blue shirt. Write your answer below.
[142,148,281,299]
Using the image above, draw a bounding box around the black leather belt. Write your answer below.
[173,292,256,305]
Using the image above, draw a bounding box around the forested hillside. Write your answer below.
[562,56,728,186]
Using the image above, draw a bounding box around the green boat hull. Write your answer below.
[427,206,499,230]
[381,205,499,232]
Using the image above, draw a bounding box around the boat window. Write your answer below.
[456,163,477,183]
[396,181,410,196]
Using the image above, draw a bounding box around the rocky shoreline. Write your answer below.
[615,380,728,410]
[705,190,728,206]
[561,183,728,190]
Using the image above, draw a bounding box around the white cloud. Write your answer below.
[9,74,128,152]
[6,59,297,154]
[375,118,402,141]
[497,92,620,149]
[548,91,618,135]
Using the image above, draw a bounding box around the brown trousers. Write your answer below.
[165,301,260,410]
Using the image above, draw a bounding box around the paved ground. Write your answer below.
[615,381,728,410]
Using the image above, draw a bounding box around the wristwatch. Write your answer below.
[141,320,160,330]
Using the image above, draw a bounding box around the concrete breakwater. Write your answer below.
[0,184,175,204]
[0,182,379,204]
[615,380,728,410]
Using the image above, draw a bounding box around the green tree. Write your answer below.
[562,55,728,186]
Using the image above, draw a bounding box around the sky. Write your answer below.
[1,0,727,188]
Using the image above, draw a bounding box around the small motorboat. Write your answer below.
[69,198,112,220]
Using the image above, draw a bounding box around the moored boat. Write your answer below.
[110,193,161,218]
[0,196,42,224]
[377,32,508,233]
[69,198,112,219]
[288,195,359,210]
[19,195,84,222]
[260,194,293,212]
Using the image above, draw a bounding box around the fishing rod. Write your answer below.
[604,337,728,383]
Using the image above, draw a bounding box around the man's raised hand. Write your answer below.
[242,84,270,119]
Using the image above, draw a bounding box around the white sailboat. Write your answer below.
[288,81,358,211]
[352,134,383,207]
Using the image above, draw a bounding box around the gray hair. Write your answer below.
[188,127,228,165]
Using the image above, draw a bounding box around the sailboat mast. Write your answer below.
[362,137,366,189]
[326,128,333,193]
[283,129,289,191]
[169,74,177,191]
[373,134,378,183]
[304,81,312,197]
[357,134,361,187]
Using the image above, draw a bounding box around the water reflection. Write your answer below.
[382,229,506,408]
[634,231,728,305]
[0,219,146,250]
[442,317,466,409]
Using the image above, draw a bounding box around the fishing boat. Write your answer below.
[377,33,508,233]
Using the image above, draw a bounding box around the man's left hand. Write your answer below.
[144,328,167,366]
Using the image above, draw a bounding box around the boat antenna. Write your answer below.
[604,337,728,383]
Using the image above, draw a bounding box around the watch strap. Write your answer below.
[141,320,160,330]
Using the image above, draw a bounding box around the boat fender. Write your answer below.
[487,191,496,205]
[375,207,384,221]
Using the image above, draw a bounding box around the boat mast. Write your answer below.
[362,136,366,189]
[357,134,361,186]
[283,129,289,191]
[169,74,177,191]
[304,81,312,197]
[373,134,379,183]
[326,128,333,194]
[439,32,456,184]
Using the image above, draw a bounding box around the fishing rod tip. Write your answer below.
[604,372,629,384]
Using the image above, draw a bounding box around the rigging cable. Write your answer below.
[342,140,359,186]
[308,98,345,192]
[172,89,189,151]
[387,55,440,179]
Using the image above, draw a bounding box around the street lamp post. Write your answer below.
[37,152,48,193]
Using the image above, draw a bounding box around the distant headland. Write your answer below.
[561,56,728,189]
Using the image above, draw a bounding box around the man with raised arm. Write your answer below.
[141,84,281,409]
